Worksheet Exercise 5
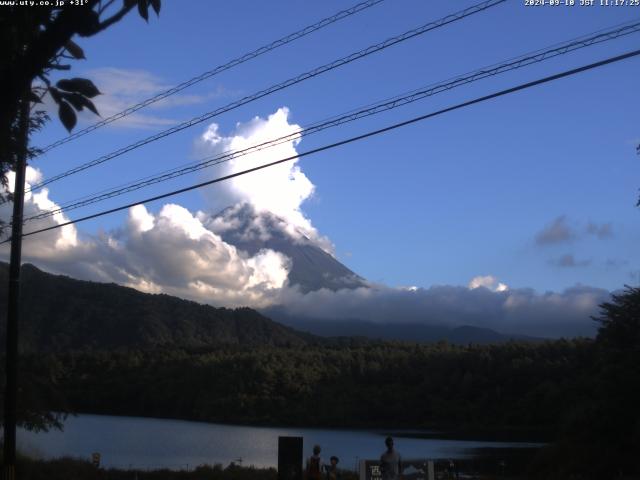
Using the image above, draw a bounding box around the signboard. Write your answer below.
[278,436,303,480]
[359,459,435,480]
[91,452,101,468]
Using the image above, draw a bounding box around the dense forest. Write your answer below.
[29,340,590,435]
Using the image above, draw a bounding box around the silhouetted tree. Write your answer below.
[530,286,640,479]
[0,0,161,204]
[0,0,161,431]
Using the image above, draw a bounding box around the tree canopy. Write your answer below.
[0,0,160,200]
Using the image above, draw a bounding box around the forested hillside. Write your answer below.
[22,339,591,438]
[0,263,310,350]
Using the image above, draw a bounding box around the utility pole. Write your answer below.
[3,91,30,480]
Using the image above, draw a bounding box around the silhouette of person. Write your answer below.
[380,436,402,480]
[325,455,340,480]
[306,445,323,480]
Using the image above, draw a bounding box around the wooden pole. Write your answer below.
[3,90,30,480]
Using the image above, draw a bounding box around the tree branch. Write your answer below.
[93,3,136,34]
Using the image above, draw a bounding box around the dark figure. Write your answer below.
[380,436,402,480]
[325,456,340,480]
[447,459,458,480]
[306,445,323,480]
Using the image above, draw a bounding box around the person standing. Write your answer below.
[306,445,323,480]
[380,437,402,480]
[325,456,340,480]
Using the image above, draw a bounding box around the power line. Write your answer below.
[37,0,386,155]
[8,47,640,244]
[27,0,506,193]
[22,19,640,224]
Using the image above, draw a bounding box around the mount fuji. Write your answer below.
[206,203,366,293]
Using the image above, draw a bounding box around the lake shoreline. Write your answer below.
[62,409,554,443]
[19,413,542,472]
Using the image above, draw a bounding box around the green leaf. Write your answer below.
[138,0,149,21]
[81,97,99,116]
[62,93,84,111]
[75,10,101,37]
[150,0,161,16]
[49,87,62,104]
[56,78,101,98]
[64,93,100,116]
[58,101,77,132]
[65,40,86,60]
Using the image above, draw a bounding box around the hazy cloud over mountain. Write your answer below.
[276,281,608,338]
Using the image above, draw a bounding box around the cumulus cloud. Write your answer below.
[0,167,86,262]
[535,215,575,246]
[0,168,291,308]
[551,254,591,268]
[194,107,334,253]
[100,204,291,306]
[468,275,509,292]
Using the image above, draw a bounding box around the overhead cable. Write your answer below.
[37,0,387,154]
[23,19,640,223]
[27,0,506,193]
[8,47,640,243]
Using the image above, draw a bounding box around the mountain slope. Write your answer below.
[0,263,311,351]
[207,204,366,293]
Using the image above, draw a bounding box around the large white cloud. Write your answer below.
[0,167,86,261]
[0,168,290,308]
[194,107,333,253]
[98,203,291,307]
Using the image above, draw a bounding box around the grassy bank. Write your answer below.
[12,456,364,480]
[16,457,276,480]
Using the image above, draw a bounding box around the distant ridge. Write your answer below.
[262,310,542,345]
[0,262,311,352]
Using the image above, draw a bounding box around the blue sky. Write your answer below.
[26,0,640,295]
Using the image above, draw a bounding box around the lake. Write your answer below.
[18,414,539,471]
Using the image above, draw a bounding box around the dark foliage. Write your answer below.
[10,456,287,480]
[528,286,640,479]
[23,340,592,435]
[0,263,310,351]
[0,0,160,214]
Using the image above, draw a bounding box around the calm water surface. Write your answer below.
[18,414,538,471]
